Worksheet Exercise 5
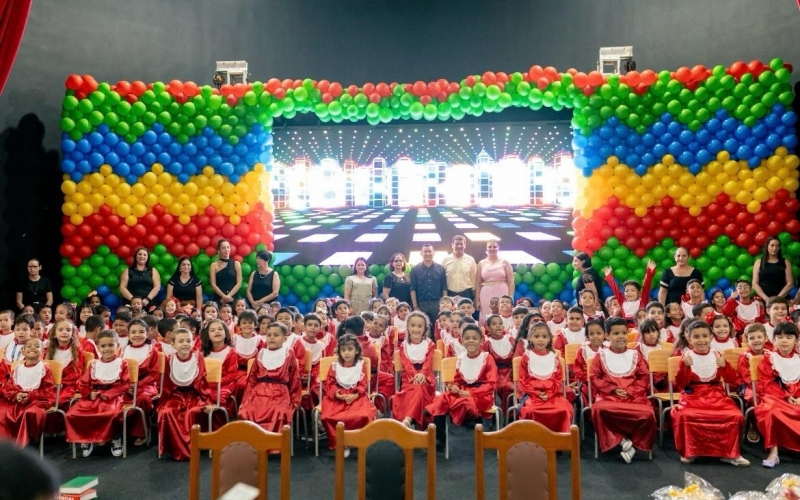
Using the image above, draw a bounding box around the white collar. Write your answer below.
[770,351,800,385]
[52,347,74,366]
[207,346,231,361]
[599,348,637,378]
[689,350,718,382]
[234,335,260,357]
[123,343,151,364]
[403,339,431,363]
[92,358,123,384]
[13,362,46,391]
[563,328,585,345]
[457,352,487,384]
[258,346,289,370]
[300,336,328,364]
[170,352,199,387]
[526,350,557,379]
[334,360,364,389]
[487,336,513,358]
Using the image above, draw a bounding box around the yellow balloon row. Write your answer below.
[574,148,800,218]
[61,163,273,226]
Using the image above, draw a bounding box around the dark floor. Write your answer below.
[40,423,791,500]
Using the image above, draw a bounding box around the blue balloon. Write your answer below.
[97,285,111,297]
[747,156,761,168]
[61,160,76,173]
[157,152,172,165]
[88,132,104,146]
[668,141,684,156]
[115,162,130,176]
[784,134,798,149]
[202,126,214,137]
[607,116,620,127]
[229,174,240,184]
[142,130,157,145]
[76,139,92,153]
[751,124,768,139]
[219,162,234,176]
[88,152,104,168]
[167,162,182,175]
[151,144,163,155]
[167,142,181,156]
[104,133,119,146]
[77,160,91,174]
[131,163,146,176]
[651,122,667,137]
[105,152,120,167]
[62,139,76,153]
[717,278,730,290]
[652,144,667,158]
[707,139,723,155]
[104,294,120,310]
[667,121,682,136]
[152,123,164,133]
[97,124,110,135]
[157,133,171,146]
[70,171,83,182]
[736,145,753,160]
[688,163,701,175]
[734,125,750,141]
[183,143,198,156]
[194,155,207,168]
[126,175,138,185]
[706,118,721,133]
[782,111,798,127]
[209,135,223,148]
[722,118,737,132]
[598,126,614,140]
[573,156,587,169]
[115,141,130,156]
[635,165,647,176]
[178,173,190,184]
[209,155,223,168]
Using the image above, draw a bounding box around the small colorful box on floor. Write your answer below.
[58,476,98,500]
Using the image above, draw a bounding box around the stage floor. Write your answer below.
[270,205,575,266]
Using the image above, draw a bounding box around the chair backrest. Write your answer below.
[722,347,746,369]
[319,356,336,381]
[156,351,166,396]
[749,354,763,404]
[83,351,95,371]
[585,357,594,405]
[393,351,402,372]
[564,343,580,366]
[205,357,223,384]
[247,357,255,375]
[125,358,140,383]
[440,357,457,384]
[303,348,313,373]
[364,357,372,393]
[661,342,674,351]
[626,342,637,350]
[511,356,522,382]
[46,360,64,386]
[647,349,670,374]
[626,332,638,343]
[436,339,444,353]
[475,421,580,500]
[667,356,681,384]
[334,420,436,500]
[189,422,291,500]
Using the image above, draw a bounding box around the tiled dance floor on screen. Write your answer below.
[271,206,574,266]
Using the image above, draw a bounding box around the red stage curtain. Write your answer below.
[0,0,33,95]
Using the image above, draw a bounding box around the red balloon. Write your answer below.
[106,235,120,248]
[185,243,200,257]
[212,215,226,229]
[536,77,549,90]
[178,234,192,245]
[748,245,761,256]
[132,224,147,238]
[587,71,604,86]
[635,247,647,258]
[172,244,185,256]
[730,61,748,79]
[662,218,675,230]
[776,189,791,201]
[221,225,236,238]
[653,228,668,241]
[225,94,238,106]
[724,223,739,237]
[237,244,252,257]
[328,82,343,97]
[230,235,243,247]
[660,196,674,208]
[735,234,752,248]
[185,223,199,237]
[204,226,217,238]
[347,85,359,97]
[152,225,166,237]
[607,216,620,229]
[144,234,158,248]
[613,227,629,240]
[598,226,613,241]
[754,231,769,247]
[246,232,261,246]
[412,81,426,96]
[707,224,722,238]
[689,247,702,258]
[734,212,750,226]
[152,205,165,217]
[786,220,800,234]
[572,237,586,251]
[65,74,83,90]
[69,256,82,267]
[420,95,431,105]
[633,226,647,238]
[745,223,758,235]
[196,235,211,249]
[162,234,174,247]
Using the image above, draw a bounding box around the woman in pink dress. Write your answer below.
[474,239,514,325]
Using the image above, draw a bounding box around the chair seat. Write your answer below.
[123,403,134,411]
[728,392,741,398]
[651,393,671,401]
[46,406,57,413]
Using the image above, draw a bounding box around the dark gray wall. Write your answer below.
[0,0,798,308]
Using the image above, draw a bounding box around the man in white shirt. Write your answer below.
[441,235,477,303]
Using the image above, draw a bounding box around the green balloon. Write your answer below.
[707,266,723,282]
[613,246,630,259]
[106,275,120,289]
[724,266,740,282]
[294,283,307,296]
[599,247,614,261]
[337,265,351,278]
[306,265,321,278]
[515,263,528,274]
[61,286,76,302]
[76,264,92,280]
[368,265,381,276]
[548,281,563,294]
[545,263,560,277]
[522,272,534,285]
[532,282,547,296]
[606,237,619,249]
[96,265,110,278]
[625,255,641,270]
[76,285,92,299]
[328,274,343,287]
[694,256,711,272]
[314,275,328,288]
[735,253,752,269]
[320,265,332,276]
[292,265,306,279]
[285,275,298,287]
[278,265,292,276]
[513,273,522,286]
[531,263,546,277]
[279,285,290,296]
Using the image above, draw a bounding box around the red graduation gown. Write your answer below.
[482,336,515,412]
[589,348,656,452]
[754,351,800,452]
[518,350,573,432]
[231,334,265,402]
[0,362,54,445]
[238,347,301,432]
[671,350,744,459]
[320,360,376,449]
[65,358,131,444]
[157,353,212,461]
[299,334,335,411]
[573,344,599,405]
[121,343,160,438]
[737,348,761,405]
[391,340,435,426]
[425,353,498,426]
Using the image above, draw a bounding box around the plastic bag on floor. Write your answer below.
[765,474,800,500]
[651,472,724,500]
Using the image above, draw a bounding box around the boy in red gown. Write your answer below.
[0,338,53,445]
[589,317,656,463]
[121,318,160,447]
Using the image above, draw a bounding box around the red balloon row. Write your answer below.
[572,190,800,258]
[60,203,274,266]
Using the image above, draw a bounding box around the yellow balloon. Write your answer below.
[641,193,655,207]
[70,214,84,225]
[687,184,701,197]
[195,195,210,208]
[753,187,770,203]
[767,156,784,171]
[715,172,729,184]
[62,202,77,216]
[89,173,104,187]
[99,184,112,196]
[776,147,789,158]
[778,168,790,180]
[158,173,173,187]
[634,206,647,217]
[61,180,77,195]
[77,181,92,195]
[678,194,694,208]
[229,214,242,225]
[667,184,683,200]
[143,192,158,207]
[265,201,275,212]
[723,160,739,176]
[77,202,93,217]
[221,202,235,217]
[746,200,761,214]
[159,193,174,207]
[176,193,190,205]
[125,215,138,227]
[184,203,198,216]
[152,163,164,175]
[132,203,147,218]
[662,154,675,166]
[612,185,629,199]
[152,184,165,196]
[71,192,85,204]
[784,178,800,192]
[633,185,647,197]
[695,193,711,207]
[735,190,752,204]
[106,174,120,188]
[738,169,753,181]
[202,186,215,197]
[742,178,758,192]
[170,203,184,216]
[625,194,639,207]
[117,203,131,217]
[786,155,800,170]
[142,172,158,187]
[89,193,104,207]
[723,181,739,196]
[752,167,769,183]
[607,156,620,167]
[694,172,709,187]
[228,193,242,205]
[652,185,666,200]
[221,183,235,196]
[210,175,224,188]
[178,214,191,225]
[105,194,120,208]
[706,161,722,176]
[99,165,112,176]
[716,151,730,163]
[116,183,131,197]
[688,205,702,217]
[766,176,783,192]
[235,182,250,196]
[210,193,224,207]
[203,166,215,177]
[184,182,198,196]
[253,163,265,173]
[130,183,146,198]
[125,195,138,207]
[678,173,693,188]
[707,182,723,197]
[168,182,183,197]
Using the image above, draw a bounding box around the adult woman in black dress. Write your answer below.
[658,247,704,307]
[119,247,162,308]
[753,237,793,302]
[246,250,280,308]
[15,258,53,311]
[166,256,203,306]
[209,239,242,305]
[382,253,412,304]
[572,252,604,306]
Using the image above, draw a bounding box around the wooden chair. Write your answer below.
[148,351,167,441]
[369,349,386,411]
[188,422,291,500]
[295,349,312,445]
[204,358,230,432]
[334,420,437,500]
[563,343,581,425]
[312,356,336,457]
[722,347,747,413]
[646,349,672,447]
[440,356,502,459]
[742,354,762,440]
[475,421,581,500]
[578,357,593,442]
[626,332,638,344]
[41,360,66,458]
[658,356,682,448]
[83,351,94,370]
[505,356,523,423]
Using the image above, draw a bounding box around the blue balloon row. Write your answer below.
[60,123,274,185]
[573,106,798,176]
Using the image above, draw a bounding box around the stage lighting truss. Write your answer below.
[597,46,635,76]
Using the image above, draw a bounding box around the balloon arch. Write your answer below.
[58,60,799,312]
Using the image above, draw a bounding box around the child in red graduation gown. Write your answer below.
[589,317,656,464]
[426,324,497,450]
[552,307,587,357]
[755,322,800,468]
[65,330,131,458]
[0,314,35,384]
[157,328,213,461]
[635,319,668,391]
[367,313,396,413]
[299,314,335,412]
[483,314,515,413]
[517,322,573,432]
[231,311,265,402]
[121,319,159,446]
[739,323,767,443]
[0,338,54,445]
[238,321,301,434]
[201,319,238,422]
[671,319,749,466]
[572,319,605,406]
[320,334,376,453]
[391,312,435,429]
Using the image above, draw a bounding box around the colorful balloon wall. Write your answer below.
[58,59,797,311]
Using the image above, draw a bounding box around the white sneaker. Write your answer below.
[721,456,750,467]
[110,438,123,457]
[620,447,636,464]
[81,443,94,458]
[620,438,633,452]
[343,448,351,458]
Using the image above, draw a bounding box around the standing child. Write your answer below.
[219,304,236,333]
[392,312,435,429]
[539,301,552,322]
[233,299,247,319]
[709,289,726,314]
[722,280,765,337]
[276,308,306,362]
[646,301,674,343]
[157,328,213,461]
[439,296,455,313]
[754,322,800,468]
[0,338,53,446]
[579,290,604,322]
[46,319,83,405]
[739,323,767,444]
[552,306,586,357]
[38,307,52,335]
[589,317,657,463]
[483,314,515,412]
[498,295,514,330]
[113,311,132,350]
[231,311,265,401]
[320,334,376,455]
[121,319,159,446]
[603,260,656,326]
[425,324,497,451]
[76,305,93,338]
[299,315,335,412]
[517,322,573,432]
[457,298,476,322]
[671,320,748,466]
[332,300,351,332]
[508,306,529,340]
[636,319,667,391]
[66,330,131,458]
[708,314,739,354]
[366,314,395,412]
[665,302,684,341]
[238,321,301,435]
[201,319,237,423]
[546,300,566,334]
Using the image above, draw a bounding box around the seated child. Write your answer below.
[121,318,160,446]
[0,310,15,350]
[367,314,395,411]
[762,296,789,348]
[445,318,472,358]
[483,314,515,412]
[681,280,707,319]
[65,330,131,458]
[552,306,586,357]
[0,338,54,446]
[298,315,336,412]
[603,260,656,326]
[426,324,498,451]
[665,302,684,341]
[46,319,83,406]
[546,300,566,334]
[708,314,739,354]
[80,315,103,359]
[0,314,34,383]
[320,334,376,455]
[434,310,451,342]
[754,322,800,468]
[231,311,265,401]
[498,295,515,330]
[722,280,764,336]
[156,318,178,355]
[391,312,435,429]
[589,317,657,464]
[201,319,238,422]
[579,290,604,322]
[572,318,605,405]
[635,319,667,391]
[508,305,529,339]
[392,302,411,343]
[645,301,674,344]
[517,322,573,432]
[739,323,767,443]
[671,320,748,466]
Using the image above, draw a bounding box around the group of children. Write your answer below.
[0,269,799,469]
